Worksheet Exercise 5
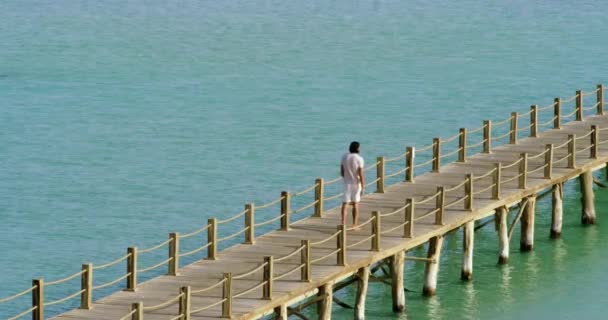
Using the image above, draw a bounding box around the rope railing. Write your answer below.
[292,183,318,197]
[274,264,305,281]
[554,138,573,150]
[444,195,468,209]
[217,210,247,225]
[93,273,131,291]
[528,148,550,160]
[139,238,173,254]
[501,173,523,185]
[518,108,534,117]
[583,102,600,111]
[417,142,435,153]
[380,221,409,235]
[414,157,436,168]
[576,145,593,155]
[347,234,375,249]
[553,153,572,165]
[346,216,375,231]
[582,88,599,96]
[528,163,549,175]
[379,203,410,218]
[414,208,440,222]
[142,293,183,312]
[516,123,533,132]
[138,257,173,274]
[440,147,462,159]
[274,246,305,263]
[473,168,497,181]
[385,151,409,163]
[254,214,283,228]
[494,130,512,141]
[385,167,407,179]
[364,161,380,172]
[311,248,341,264]
[256,196,285,210]
[119,309,137,320]
[46,289,86,306]
[324,192,344,202]
[440,132,461,144]
[7,306,37,320]
[468,123,487,134]
[233,262,267,280]
[537,102,555,111]
[293,200,319,214]
[468,139,487,149]
[538,116,558,128]
[575,130,594,141]
[191,278,226,294]
[179,242,212,258]
[0,286,37,303]
[310,230,341,247]
[562,108,579,119]
[233,281,267,298]
[502,157,523,170]
[415,191,441,205]
[217,226,250,243]
[493,115,513,126]
[94,253,131,270]
[190,298,227,315]
[444,178,470,193]
[561,95,577,103]
[364,177,381,189]
[324,176,342,186]
[473,183,497,196]
[46,269,86,286]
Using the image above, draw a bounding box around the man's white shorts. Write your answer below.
[342,183,362,203]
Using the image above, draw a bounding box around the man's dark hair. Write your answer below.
[349,141,360,153]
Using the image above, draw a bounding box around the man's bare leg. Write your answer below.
[341,203,348,225]
[352,202,360,230]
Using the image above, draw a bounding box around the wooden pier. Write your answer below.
[2,85,607,320]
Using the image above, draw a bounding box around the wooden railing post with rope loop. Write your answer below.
[371,211,380,251]
[576,90,583,121]
[280,191,290,231]
[314,178,324,217]
[591,125,599,159]
[301,240,311,282]
[435,186,445,225]
[131,302,143,320]
[337,225,347,266]
[80,264,92,309]
[169,232,179,276]
[459,128,467,162]
[377,156,385,193]
[127,247,138,291]
[263,257,273,300]
[519,153,528,189]
[598,84,604,115]
[510,112,518,144]
[406,147,415,182]
[554,98,561,129]
[483,120,492,153]
[245,203,255,244]
[432,138,441,172]
[32,279,44,320]
[493,163,501,200]
[179,286,191,320]
[568,134,576,169]
[405,198,414,238]
[545,144,554,179]
[530,105,538,137]
[222,272,233,318]
[207,218,217,260]
[465,174,473,210]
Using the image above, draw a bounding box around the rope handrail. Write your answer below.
[553,153,571,165]
[256,196,285,210]
[310,230,342,247]
[517,123,533,132]
[385,167,407,179]
[468,123,487,134]
[501,173,523,185]
[181,224,211,239]
[415,191,441,205]
[46,269,86,286]
[528,148,549,160]
[7,306,37,320]
[440,132,461,144]
[254,214,284,228]
[347,216,375,231]
[170,315,184,320]
[493,115,513,126]
[190,298,227,315]
[138,257,173,274]
[538,116,558,128]
[600,127,608,133]
[474,168,497,181]
[385,151,409,163]
[379,203,410,218]
[440,147,463,159]
[293,200,319,214]
[528,163,549,175]
[583,102,599,111]
[119,309,137,320]
[380,221,409,235]
[502,158,523,170]
[575,130,594,141]
[325,176,342,186]
[274,245,306,262]
[582,88,599,96]
[473,183,496,196]
[0,286,37,304]
[94,253,132,270]
[364,178,381,189]
[324,192,344,202]
[444,178,470,193]
[576,145,593,155]
[233,262,268,280]
[562,108,578,119]
[417,142,435,153]
[46,289,86,306]
[537,102,555,111]
[414,157,436,168]
[191,278,226,294]
[554,138,573,151]
[93,273,131,291]
[233,280,267,298]
[347,234,375,249]
[414,208,440,222]
[217,210,247,225]
[444,195,468,209]
[494,130,512,141]
[364,161,380,171]
[142,293,184,312]
[518,109,534,117]
[274,264,305,281]
[293,183,318,197]
[139,238,173,254]
[217,226,250,242]
[468,139,487,149]
[561,95,577,103]
[179,242,212,258]
[311,248,341,264]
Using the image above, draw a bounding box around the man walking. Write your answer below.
[341,141,365,228]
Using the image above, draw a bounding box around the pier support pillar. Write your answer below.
[423,236,444,296]
[551,183,564,238]
[274,305,288,320]
[496,206,509,264]
[580,171,596,224]
[520,195,536,252]
[355,266,370,320]
[390,251,405,312]
[318,283,333,320]
[461,221,474,281]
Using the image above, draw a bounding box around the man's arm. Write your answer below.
[341,164,345,177]
[358,167,365,192]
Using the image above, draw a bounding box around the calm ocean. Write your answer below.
[2,0,608,318]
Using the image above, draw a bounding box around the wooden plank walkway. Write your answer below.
[4,88,606,320]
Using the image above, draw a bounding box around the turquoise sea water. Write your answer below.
[2,0,608,318]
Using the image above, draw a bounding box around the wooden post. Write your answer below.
[337,225,346,266]
[519,153,528,189]
[390,251,405,312]
[207,218,217,260]
[510,112,518,144]
[568,134,576,169]
[406,146,415,182]
[32,279,44,320]
[492,163,501,200]
[496,206,509,264]
[221,272,232,318]
[314,178,324,217]
[483,120,492,153]
[126,247,137,291]
[280,191,290,231]
[576,90,583,121]
[458,128,467,162]
[355,266,370,320]
[545,144,553,179]
[432,138,441,172]
[580,170,596,225]
[404,198,414,238]
[245,203,255,244]
[301,240,311,282]
[554,98,561,129]
[318,283,333,320]
[591,125,599,159]
[520,195,536,252]
[422,236,444,296]
[465,174,473,210]
[377,156,385,193]
[598,84,604,115]
[551,183,563,239]
[179,286,191,320]
[169,232,179,276]
[435,186,444,225]
[274,305,288,320]
[263,256,273,300]
[461,221,474,281]
[80,264,92,309]
[371,211,380,251]
[131,302,143,320]
[530,105,538,137]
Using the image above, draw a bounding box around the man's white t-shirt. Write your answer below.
[341,153,364,185]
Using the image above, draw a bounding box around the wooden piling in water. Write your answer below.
[580,170,596,224]
[551,183,563,239]
[355,266,370,320]
[422,236,444,296]
[318,283,333,320]
[274,305,288,320]
[390,251,405,312]
[461,221,474,281]
[496,206,509,264]
[520,196,536,251]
